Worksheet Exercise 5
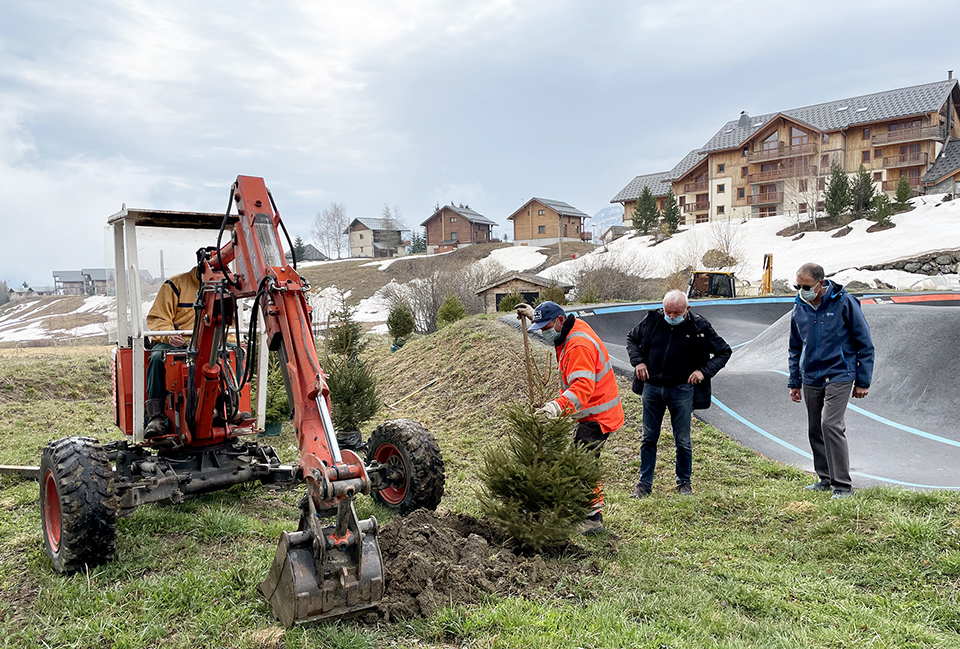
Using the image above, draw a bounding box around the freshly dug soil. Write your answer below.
[373,509,595,622]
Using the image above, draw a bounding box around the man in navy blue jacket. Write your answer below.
[788,263,874,499]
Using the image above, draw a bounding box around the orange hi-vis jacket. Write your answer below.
[554,316,624,434]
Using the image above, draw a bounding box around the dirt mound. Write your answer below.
[374,509,593,622]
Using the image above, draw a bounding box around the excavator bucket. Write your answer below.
[259,499,383,626]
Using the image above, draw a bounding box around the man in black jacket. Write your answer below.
[626,290,731,496]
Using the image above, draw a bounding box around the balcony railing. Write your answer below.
[746,191,783,206]
[871,125,944,146]
[746,165,817,183]
[882,152,928,169]
[682,201,710,213]
[881,177,921,191]
[683,181,709,193]
[746,142,817,163]
[580,231,592,241]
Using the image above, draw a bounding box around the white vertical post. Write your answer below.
[124,217,145,444]
[113,221,129,345]
[256,310,268,431]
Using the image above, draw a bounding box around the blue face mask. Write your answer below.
[541,327,561,343]
[798,287,818,303]
[664,313,686,326]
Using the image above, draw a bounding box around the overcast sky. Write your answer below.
[2,0,959,286]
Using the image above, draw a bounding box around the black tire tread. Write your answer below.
[367,419,445,514]
[40,436,118,573]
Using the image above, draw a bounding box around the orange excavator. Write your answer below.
[20,176,445,626]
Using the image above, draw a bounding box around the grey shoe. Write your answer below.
[830,489,855,500]
[631,483,652,499]
[804,480,831,492]
[577,512,603,535]
[677,483,694,496]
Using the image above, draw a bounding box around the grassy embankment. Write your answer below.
[1,318,959,648]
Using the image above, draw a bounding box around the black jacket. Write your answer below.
[626,309,732,407]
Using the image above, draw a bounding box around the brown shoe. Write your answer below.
[677,483,694,495]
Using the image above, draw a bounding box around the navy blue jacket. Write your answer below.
[788,280,874,389]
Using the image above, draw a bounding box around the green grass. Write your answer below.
[2,322,960,648]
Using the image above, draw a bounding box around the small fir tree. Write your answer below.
[894,176,912,210]
[497,291,527,312]
[327,295,368,360]
[326,355,380,432]
[263,353,290,425]
[410,230,427,254]
[871,193,893,226]
[478,403,603,553]
[661,190,681,234]
[850,164,875,220]
[292,236,307,263]
[386,302,415,345]
[631,186,660,235]
[535,282,567,306]
[824,162,851,219]
[436,293,467,327]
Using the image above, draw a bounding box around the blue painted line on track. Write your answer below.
[731,339,754,349]
[574,296,796,317]
[710,395,960,490]
[764,370,960,449]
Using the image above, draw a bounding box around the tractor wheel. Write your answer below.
[367,419,445,515]
[39,436,118,574]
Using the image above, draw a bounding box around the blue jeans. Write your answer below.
[640,383,694,486]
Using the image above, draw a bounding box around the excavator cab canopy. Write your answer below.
[688,271,736,299]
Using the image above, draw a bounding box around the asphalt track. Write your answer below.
[570,293,960,491]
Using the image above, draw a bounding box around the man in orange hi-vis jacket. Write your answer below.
[517,301,624,535]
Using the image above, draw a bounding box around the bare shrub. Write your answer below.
[568,252,649,303]
[708,219,744,271]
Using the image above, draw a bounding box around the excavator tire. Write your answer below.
[39,436,117,574]
[367,419,445,515]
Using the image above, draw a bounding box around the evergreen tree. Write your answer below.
[894,176,912,210]
[661,190,681,234]
[292,235,307,262]
[871,193,893,226]
[386,302,415,344]
[850,164,875,220]
[535,282,567,306]
[263,353,290,425]
[631,187,660,235]
[478,403,603,553]
[327,295,368,360]
[497,291,527,312]
[410,229,427,253]
[436,293,467,327]
[824,162,850,219]
[326,355,380,432]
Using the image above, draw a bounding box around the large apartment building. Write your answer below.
[612,75,960,226]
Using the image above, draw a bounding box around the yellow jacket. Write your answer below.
[146,269,200,344]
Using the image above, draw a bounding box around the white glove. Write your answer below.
[516,303,535,321]
[535,400,563,419]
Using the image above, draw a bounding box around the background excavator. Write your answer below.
[16,175,445,626]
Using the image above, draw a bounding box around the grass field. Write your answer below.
[1,319,959,648]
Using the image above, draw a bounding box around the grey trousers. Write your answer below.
[803,381,854,492]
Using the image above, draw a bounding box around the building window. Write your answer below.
[359,233,364,239]
[798,179,807,192]
[538,209,545,215]
[758,205,777,218]
[717,205,725,214]
[450,216,457,222]
[818,178,826,190]
[451,232,457,240]
[738,188,745,199]
[873,172,882,181]
[695,213,710,224]
[862,151,870,162]
[799,203,808,213]
[822,133,830,144]
[874,149,882,159]
[863,128,870,140]
[742,146,749,156]
[717,184,725,193]
[741,166,748,178]
[791,127,808,146]
[538,225,545,234]
[575,225,580,233]
[717,164,725,173]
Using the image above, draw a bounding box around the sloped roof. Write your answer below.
[420,205,496,227]
[53,270,85,283]
[534,197,589,219]
[666,149,709,181]
[610,172,673,203]
[699,79,959,154]
[345,217,404,234]
[923,139,960,185]
[82,268,112,281]
[475,273,573,295]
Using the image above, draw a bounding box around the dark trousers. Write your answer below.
[575,420,608,515]
[146,342,179,401]
[803,381,854,492]
[640,383,694,486]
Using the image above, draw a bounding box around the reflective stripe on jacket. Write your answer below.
[555,317,624,434]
